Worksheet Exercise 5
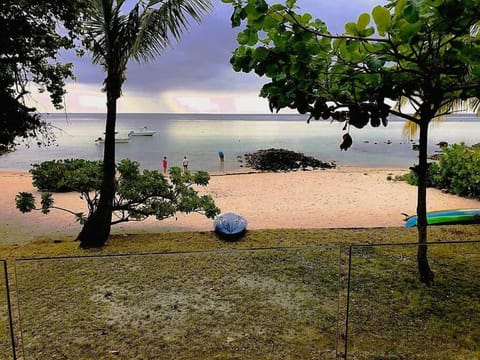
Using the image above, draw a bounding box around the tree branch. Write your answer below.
[388,109,420,123]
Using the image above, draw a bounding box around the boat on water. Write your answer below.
[95,131,131,144]
[214,212,247,239]
[128,126,156,136]
[95,137,130,144]
[404,209,480,227]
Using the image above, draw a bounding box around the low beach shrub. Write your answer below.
[30,159,102,192]
[403,143,480,198]
[18,158,220,226]
[244,148,335,172]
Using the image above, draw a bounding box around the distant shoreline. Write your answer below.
[41,112,479,118]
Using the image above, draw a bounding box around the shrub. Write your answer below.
[18,159,220,225]
[30,159,102,192]
[402,143,480,198]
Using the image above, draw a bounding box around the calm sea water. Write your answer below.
[2,113,480,172]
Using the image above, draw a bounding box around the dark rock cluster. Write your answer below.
[244,148,336,172]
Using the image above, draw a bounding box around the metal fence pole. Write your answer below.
[3,261,16,360]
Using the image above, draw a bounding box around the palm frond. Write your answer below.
[468,98,480,114]
[401,98,477,138]
[129,0,212,62]
[402,120,418,140]
[82,0,212,96]
[393,96,411,113]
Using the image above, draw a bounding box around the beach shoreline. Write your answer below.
[3,167,480,245]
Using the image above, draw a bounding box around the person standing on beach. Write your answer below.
[219,151,225,162]
[182,156,189,172]
[162,156,168,173]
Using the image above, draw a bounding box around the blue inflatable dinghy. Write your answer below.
[214,212,247,238]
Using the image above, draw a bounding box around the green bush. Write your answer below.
[19,159,220,225]
[403,143,480,198]
[403,162,441,188]
[30,159,102,192]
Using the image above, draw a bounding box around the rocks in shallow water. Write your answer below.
[244,148,336,172]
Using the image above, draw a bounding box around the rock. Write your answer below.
[244,148,336,172]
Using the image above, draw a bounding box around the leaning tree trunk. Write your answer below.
[416,120,435,285]
[77,95,117,248]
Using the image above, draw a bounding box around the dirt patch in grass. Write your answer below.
[15,247,339,359]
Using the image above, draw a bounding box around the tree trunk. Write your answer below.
[77,97,117,248]
[416,121,435,285]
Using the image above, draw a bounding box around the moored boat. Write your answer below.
[95,131,131,143]
[128,126,156,136]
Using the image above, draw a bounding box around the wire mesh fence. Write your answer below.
[14,246,339,359]
[346,241,480,359]
[4,241,479,359]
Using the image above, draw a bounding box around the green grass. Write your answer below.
[0,226,479,359]
[348,242,480,359]
[16,247,339,359]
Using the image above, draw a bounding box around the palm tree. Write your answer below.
[78,0,212,248]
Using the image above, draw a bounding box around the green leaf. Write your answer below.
[253,46,269,61]
[286,0,297,8]
[361,27,375,37]
[372,5,391,36]
[300,13,312,25]
[40,193,54,214]
[237,30,249,45]
[345,22,357,35]
[230,6,245,27]
[395,0,408,15]
[398,19,422,42]
[403,2,419,23]
[357,13,371,30]
[15,192,36,213]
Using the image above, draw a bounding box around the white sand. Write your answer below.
[2,167,480,244]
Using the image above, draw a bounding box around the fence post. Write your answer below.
[3,261,16,359]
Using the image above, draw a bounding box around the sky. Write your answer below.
[34,0,386,114]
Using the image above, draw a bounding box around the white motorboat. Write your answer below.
[128,126,156,136]
[95,131,131,144]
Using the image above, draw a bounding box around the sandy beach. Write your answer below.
[2,167,480,245]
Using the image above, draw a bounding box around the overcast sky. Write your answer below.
[34,0,386,114]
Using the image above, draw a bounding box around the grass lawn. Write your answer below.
[0,226,478,359]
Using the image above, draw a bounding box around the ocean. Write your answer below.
[2,113,479,172]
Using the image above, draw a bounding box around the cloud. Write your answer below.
[49,0,387,113]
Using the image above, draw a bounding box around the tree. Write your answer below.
[0,0,87,154]
[16,159,220,229]
[79,0,212,248]
[223,0,480,284]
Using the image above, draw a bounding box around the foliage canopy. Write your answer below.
[224,0,480,143]
[0,0,87,153]
[16,159,220,227]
